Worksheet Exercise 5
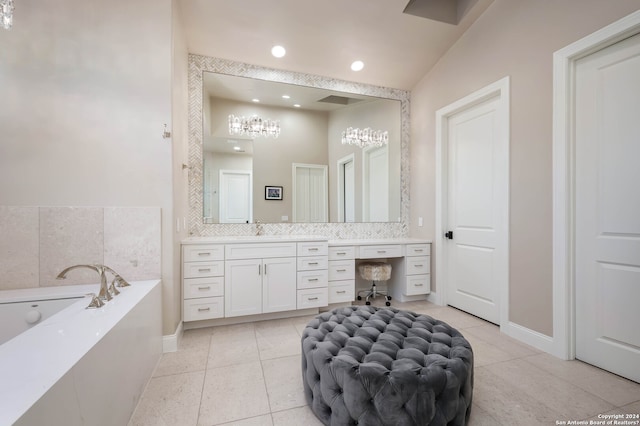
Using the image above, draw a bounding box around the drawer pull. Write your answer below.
[197,252,211,256]
[336,290,346,294]
[308,278,319,282]
[198,307,211,312]
[309,248,319,251]
[414,264,423,267]
[337,269,346,272]
[308,297,318,301]
[308,262,319,265]
[415,284,424,287]
[414,249,423,252]
[198,286,211,290]
[198,268,211,272]
[337,252,346,255]
[377,250,386,254]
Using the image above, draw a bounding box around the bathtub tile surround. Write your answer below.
[0,206,39,289]
[0,206,161,291]
[39,207,105,287]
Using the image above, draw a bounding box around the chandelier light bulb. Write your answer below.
[228,114,280,139]
[341,127,388,148]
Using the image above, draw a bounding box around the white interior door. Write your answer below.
[575,33,640,383]
[363,146,389,222]
[219,170,252,224]
[344,160,355,223]
[292,164,328,223]
[444,95,507,325]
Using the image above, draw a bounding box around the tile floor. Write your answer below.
[128,300,640,426]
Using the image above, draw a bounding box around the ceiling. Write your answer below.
[177,0,494,90]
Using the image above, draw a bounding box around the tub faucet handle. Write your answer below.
[85,293,105,309]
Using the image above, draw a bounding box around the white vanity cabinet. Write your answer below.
[328,246,355,303]
[225,243,297,317]
[296,241,329,309]
[400,244,431,297]
[182,244,225,321]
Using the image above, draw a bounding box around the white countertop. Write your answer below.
[328,238,432,246]
[0,280,161,426]
[182,236,432,245]
[0,284,99,304]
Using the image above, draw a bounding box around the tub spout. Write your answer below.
[56,264,111,302]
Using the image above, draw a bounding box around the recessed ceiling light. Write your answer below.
[252,98,260,103]
[351,60,364,71]
[233,146,241,151]
[282,95,290,99]
[293,104,301,108]
[271,45,286,58]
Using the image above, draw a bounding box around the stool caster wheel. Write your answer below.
[357,296,362,300]
[385,301,391,306]
[387,296,392,301]
[365,301,371,305]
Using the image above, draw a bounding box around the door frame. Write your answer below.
[337,153,355,222]
[552,10,640,360]
[435,76,510,330]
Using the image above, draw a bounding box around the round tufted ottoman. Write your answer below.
[301,306,473,426]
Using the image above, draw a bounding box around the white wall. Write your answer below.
[410,0,640,336]
[0,0,180,335]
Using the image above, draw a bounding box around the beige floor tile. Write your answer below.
[483,358,614,419]
[291,314,318,336]
[217,414,274,426]
[254,318,298,337]
[255,320,302,360]
[467,403,504,426]
[153,346,210,377]
[523,352,610,382]
[262,355,306,412]
[128,370,205,426]
[209,324,260,368]
[462,333,519,367]
[462,324,540,358]
[473,367,565,425]
[570,371,640,407]
[181,327,215,350]
[271,406,324,426]
[198,361,271,425]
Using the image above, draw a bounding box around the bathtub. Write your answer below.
[0,280,162,426]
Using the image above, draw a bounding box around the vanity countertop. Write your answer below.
[182,235,329,245]
[328,238,432,246]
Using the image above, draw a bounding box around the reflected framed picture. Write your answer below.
[265,186,283,200]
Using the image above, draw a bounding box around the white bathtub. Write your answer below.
[0,280,162,426]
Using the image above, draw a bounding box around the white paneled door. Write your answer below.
[575,33,640,383]
[219,170,252,224]
[442,88,508,325]
[363,145,389,222]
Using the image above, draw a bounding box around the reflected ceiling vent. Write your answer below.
[317,95,364,106]
[403,0,480,25]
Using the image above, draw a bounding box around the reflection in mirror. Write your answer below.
[202,72,402,224]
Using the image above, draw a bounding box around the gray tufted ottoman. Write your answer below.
[301,306,473,426]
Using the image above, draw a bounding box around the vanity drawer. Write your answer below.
[328,280,355,303]
[404,274,430,296]
[406,256,431,275]
[183,277,224,299]
[406,244,431,257]
[358,245,403,259]
[328,246,355,260]
[225,242,297,260]
[297,241,328,257]
[297,288,328,309]
[328,260,355,281]
[183,296,224,321]
[183,244,225,262]
[183,261,224,278]
[297,270,328,290]
[297,256,328,271]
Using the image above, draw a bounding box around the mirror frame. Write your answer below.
[188,54,410,238]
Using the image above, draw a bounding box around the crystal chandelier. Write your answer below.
[228,114,280,138]
[1,0,13,30]
[341,127,389,148]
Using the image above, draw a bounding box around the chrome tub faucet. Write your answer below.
[56,264,131,307]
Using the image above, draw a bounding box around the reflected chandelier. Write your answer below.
[1,0,14,30]
[228,114,280,138]
[341,127,389,148]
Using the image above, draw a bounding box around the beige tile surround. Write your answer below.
[0,206,161,290]
[129,300,640,426]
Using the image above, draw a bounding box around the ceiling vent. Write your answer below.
[317,95,364,106]
[403,0,479,25]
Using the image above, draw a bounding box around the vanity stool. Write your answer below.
[357,262,392,306]
[301,306,474,426]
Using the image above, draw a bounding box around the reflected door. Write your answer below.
[363,145,389,222]
[292,164,328,223]
[219,170,253,223]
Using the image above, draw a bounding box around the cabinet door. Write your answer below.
[225,259,262,317]
[262,257,297,313]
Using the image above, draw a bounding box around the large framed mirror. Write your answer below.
[188,55,410,237]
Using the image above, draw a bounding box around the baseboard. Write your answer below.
[162,321,183,353]
[502,321,554,354]
[426,291,442,305]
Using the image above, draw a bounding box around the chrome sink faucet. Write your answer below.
[255,220,264,236]
[56,264,112,301]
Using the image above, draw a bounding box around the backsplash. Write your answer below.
[0,206,161,291]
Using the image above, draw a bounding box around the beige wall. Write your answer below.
[0,0,181,335]
[410,0,640,336]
